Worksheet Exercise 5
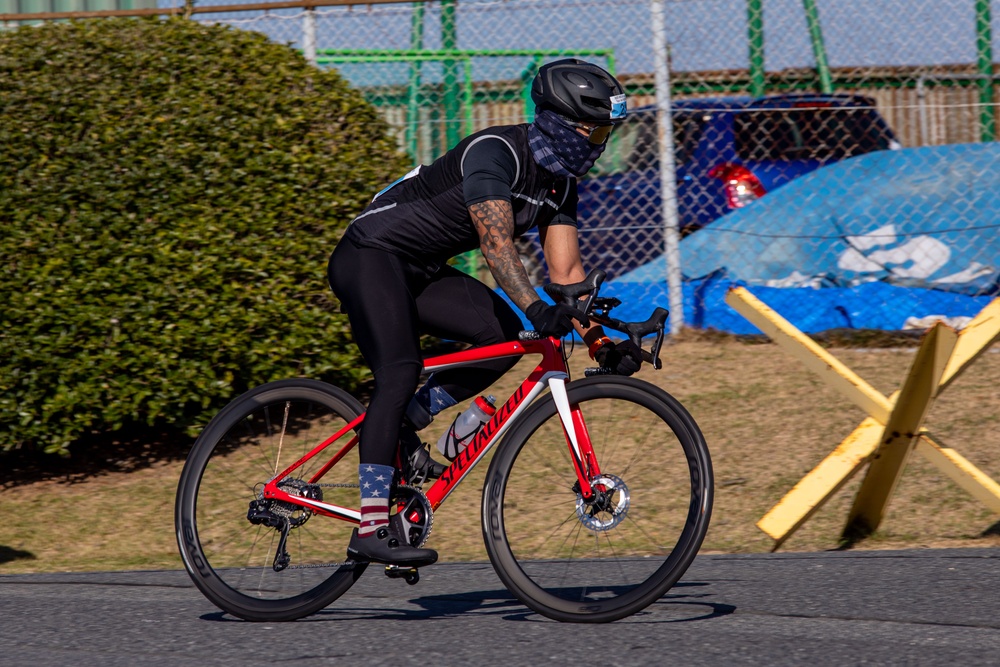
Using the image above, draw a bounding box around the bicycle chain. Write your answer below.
[286,560,361,570]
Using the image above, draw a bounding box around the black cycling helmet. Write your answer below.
[531,58,627,125]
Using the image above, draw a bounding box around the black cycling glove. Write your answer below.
[525,301,589,338]
[594,339,643,376]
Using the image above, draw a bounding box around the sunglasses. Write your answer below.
[566,120,616,144]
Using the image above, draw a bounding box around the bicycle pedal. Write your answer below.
[384,565,420,585]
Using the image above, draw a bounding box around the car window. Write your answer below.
[733,107,895,162]
[588,111,706,177]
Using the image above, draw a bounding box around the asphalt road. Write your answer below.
[2,548,1000,666]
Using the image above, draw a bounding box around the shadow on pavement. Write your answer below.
[199,580,737,624]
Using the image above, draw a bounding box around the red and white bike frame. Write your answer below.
[259,336,601,522]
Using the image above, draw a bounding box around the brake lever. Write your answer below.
[585,306,669,373]
[644,328,666,371]
[543,269,606,316]
[627,307,668,371]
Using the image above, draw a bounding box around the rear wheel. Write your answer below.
[482,376,713,622]
[175,379,367,621]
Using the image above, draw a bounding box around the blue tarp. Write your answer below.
[608,277,994,335]
[612,144,1000,332]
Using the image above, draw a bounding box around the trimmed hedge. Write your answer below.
[0,18,409,455]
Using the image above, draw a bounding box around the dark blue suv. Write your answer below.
[518,93,900,281]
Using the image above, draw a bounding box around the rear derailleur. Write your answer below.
[246,479,323,572]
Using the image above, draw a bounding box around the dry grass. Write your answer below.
[2,333,999,574]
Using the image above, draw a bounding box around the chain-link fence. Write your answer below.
[9,0,999,334]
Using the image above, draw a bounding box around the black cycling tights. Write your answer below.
[328,239,524,466]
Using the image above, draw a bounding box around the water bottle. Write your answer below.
[436,395,497,460]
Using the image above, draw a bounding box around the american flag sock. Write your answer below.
[357,463,394,537]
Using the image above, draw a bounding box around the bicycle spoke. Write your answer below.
[600,529,632,591]
[615,404,658,480]
[209,453,264,496]
[256,529,278,593]
[589,397,615,470]
[624,500,675,551]
[273,401,291,477]
[549,521,586,593]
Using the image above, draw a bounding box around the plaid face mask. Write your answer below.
[528,110,608,177]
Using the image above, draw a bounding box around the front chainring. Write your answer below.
[390,485,433,547]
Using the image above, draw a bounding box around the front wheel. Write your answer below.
[481,376,713,623]
[175,379,368,621]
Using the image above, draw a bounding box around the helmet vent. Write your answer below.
[581,95,611,111]
[561,71,593,89]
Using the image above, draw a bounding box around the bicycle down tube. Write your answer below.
[259,334,599,520]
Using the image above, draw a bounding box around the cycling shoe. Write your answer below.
[346,525,438,568]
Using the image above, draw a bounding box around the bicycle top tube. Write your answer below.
[421,335,564,375]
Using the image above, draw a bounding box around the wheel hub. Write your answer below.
[575,474,630,532]
[271,478,323,527]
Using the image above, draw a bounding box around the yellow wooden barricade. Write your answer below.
[725,288,1000,549]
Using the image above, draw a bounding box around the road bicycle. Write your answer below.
[175,270,713,623]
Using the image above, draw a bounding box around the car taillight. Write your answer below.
[709,163,767,209]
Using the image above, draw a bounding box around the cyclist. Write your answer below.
[328,59,643,567]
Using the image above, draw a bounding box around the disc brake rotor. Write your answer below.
[575,474,630,532]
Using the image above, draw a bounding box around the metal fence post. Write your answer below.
[302,7,317,66]
[975,0,995,142]
[406,4,425,163]
[650,0,683,334]
[802,0,832,94]
[747,0,765,97]
[441,0,461,149]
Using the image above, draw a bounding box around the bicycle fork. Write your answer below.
[547,376,600,500]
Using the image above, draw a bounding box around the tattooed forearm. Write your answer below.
[469,200,538,312]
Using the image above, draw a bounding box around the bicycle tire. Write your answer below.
[481,375,713,623]
[175,379,368,621]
